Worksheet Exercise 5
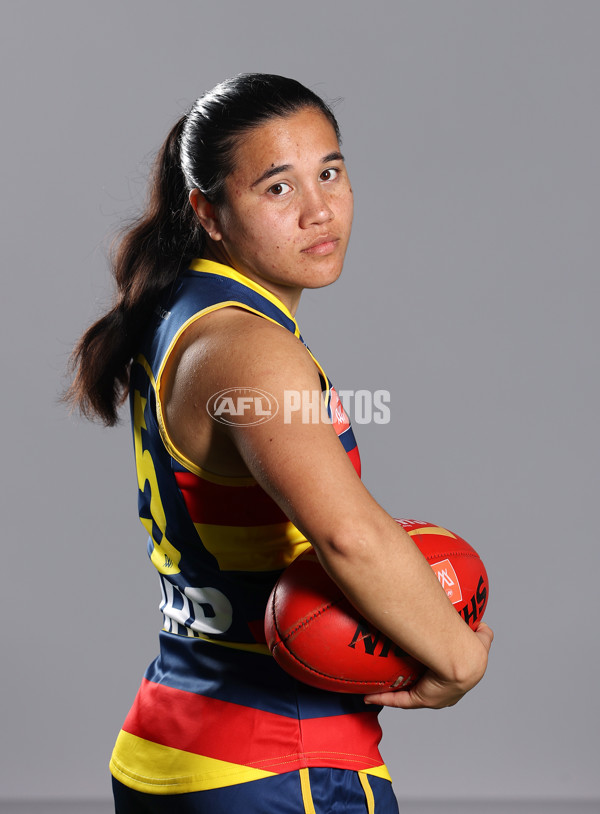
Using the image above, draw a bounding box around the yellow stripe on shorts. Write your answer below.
[359,771,375,814]
[299,767,317,814]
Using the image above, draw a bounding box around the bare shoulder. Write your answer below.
[170,306,320,400]
[161,306,322,476]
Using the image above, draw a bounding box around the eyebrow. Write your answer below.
[251,151,345,188]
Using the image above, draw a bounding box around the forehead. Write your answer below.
[229,107,340,182]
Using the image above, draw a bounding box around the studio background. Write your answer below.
[2,0,598,807]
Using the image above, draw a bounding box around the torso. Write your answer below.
[109,258,388,795]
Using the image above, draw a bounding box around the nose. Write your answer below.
[298,185,334,229]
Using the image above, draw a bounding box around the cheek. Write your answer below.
[253,212,296,252]
[228,212,292,262]
[220,204,261,246]
[338,194,354,233]
[332,183,354,220]
[220,196,301,258]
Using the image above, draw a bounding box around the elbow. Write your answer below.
[313,518,379,567]
[449,637,490,691]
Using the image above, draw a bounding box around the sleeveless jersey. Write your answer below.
[109,258,391,795]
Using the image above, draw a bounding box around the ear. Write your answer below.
[189,188,223,241]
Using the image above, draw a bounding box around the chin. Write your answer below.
[305,257,346,289]
[298,265,343,290]
[305,274,342,290]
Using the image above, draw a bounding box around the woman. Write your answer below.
[68,74,492,814]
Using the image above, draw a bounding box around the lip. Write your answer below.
[301,234,339,255]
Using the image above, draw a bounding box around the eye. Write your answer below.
[268,181,292,196]
[320,167,339,182]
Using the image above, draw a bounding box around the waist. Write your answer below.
[112,631,387,793]
[148,630,375,717]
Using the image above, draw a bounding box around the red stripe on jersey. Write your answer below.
[346,445,361,477]
[122,678,383,772]
[175,471,290,526]
[299,708,383,762]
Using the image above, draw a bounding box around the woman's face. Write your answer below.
[205,107,354,313]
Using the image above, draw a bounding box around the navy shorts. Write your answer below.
[113,768,399,813]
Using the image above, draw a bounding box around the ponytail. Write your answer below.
[66,115,204,425]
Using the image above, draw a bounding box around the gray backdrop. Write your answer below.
[2,0,598,806]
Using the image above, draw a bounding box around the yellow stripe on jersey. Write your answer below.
[189,258,299,327]
[133,390,182,575]
[194,522,311,571]
[176,635,271,656]
[362,764,393,783]
[110,731,277,795]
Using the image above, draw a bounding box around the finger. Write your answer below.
[365,689,458,710]
[365,683,451,709]
[364,690,423,709]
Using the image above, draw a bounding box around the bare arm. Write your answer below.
[163,309,493,708]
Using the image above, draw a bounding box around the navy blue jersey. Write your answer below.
[110,259,391,795]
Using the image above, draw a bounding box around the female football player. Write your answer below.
[68,73,492,814]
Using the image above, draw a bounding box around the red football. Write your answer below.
[264,519,489,693]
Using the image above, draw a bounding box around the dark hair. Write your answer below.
[66,73,341,425]
[181,74,340,203]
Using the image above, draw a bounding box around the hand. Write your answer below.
[364,622,494,710]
